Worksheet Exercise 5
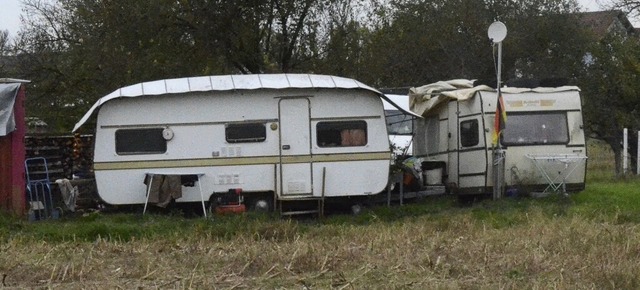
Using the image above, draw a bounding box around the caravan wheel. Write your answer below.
[251,199,272,212]
[247,196,273,213]
[351,204,363,215]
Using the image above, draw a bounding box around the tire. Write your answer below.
[248,197,273,212]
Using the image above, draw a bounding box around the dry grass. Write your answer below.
[2,140,637,289]
[2,207,640,289]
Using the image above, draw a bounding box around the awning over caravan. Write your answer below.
[409,79,580,117]
[73,74,396,132]
[382,94,423,119]
[408,79,492,117]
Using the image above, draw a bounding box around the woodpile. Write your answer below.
[25,134,101,212]
[25,134,94,180]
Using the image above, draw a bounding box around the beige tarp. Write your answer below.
[408,79,580,117]
[408,79,492,117]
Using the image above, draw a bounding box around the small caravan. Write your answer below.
[73,74,403,213]
[410,80,587,197]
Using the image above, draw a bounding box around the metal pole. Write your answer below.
[623,128,628,175]
[497,42,502,103]
[488,21,507,200]
[492,42,505,200]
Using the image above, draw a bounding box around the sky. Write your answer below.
[0,0,23,38]
[0,0,608,39]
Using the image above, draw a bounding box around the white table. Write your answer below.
[526,154,587,194]
[143,172,207,217]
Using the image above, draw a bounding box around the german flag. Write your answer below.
[492,93,506,146]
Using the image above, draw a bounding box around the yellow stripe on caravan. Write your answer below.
[313,152,391,162]
[93,156,279,170]
[280,155,312,163]
[94,152,392,171]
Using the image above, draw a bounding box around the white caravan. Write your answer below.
[410,80,587,197]
[382,94,414,157]
[73,74,400,214]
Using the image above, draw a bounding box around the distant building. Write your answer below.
[26,117,49,134]
[576,10,637,66]
[578,10,637,39]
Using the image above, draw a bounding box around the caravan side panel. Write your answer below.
[92,88,390,205]
[414,102,449,187]
[308,91,390,197]
[93,91,281,205]
[482,90,587,193]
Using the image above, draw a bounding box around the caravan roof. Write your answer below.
[73,74,394,132]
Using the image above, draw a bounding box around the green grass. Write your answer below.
[572,179,640,222]
[2,177,640,243]
[0,211,288,242]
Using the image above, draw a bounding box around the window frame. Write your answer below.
[115,128,167,155]
[225,122,267,143]
[316,120,368,148]
[384,109,413,136]
[501,111,570,146]
[460,119,480,147]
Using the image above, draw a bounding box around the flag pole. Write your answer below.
[488,21,507,200]
[493,41,505,200]
[497,42,502,148]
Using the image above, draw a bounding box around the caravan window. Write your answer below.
[317,121,367,147]
[226,123,267,143]
[423,116,440,154]
[502,112,569,145]
[384,110,413,135]
[115,128,167,155]
[460,119,479,147]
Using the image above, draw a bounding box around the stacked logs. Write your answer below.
[25,134,100,212]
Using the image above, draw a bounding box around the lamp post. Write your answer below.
[488,21,507,199]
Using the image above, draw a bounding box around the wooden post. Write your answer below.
[320,167,326,218]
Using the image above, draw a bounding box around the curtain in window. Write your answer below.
[341,129,366,146]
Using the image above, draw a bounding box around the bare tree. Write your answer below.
[608,0,640,18]
[0,30,9,56]
[12,0,336,132]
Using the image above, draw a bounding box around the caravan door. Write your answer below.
[456,96,488,194]
[278,98,313,196]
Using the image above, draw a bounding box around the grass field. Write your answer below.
[2,141,640,289]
